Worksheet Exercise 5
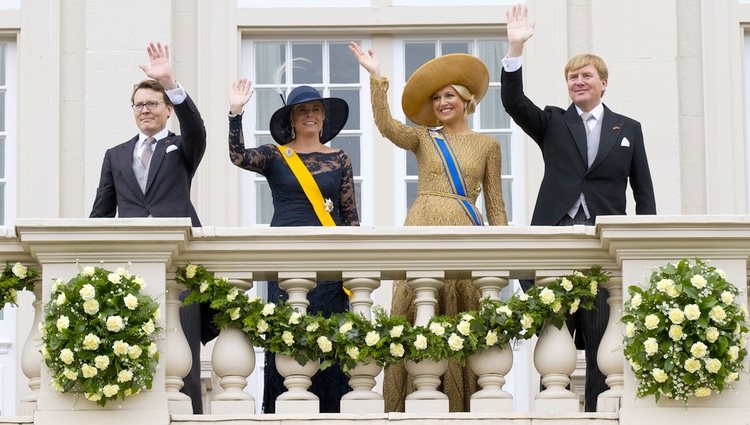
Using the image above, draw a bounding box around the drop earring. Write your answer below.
[290,126,296,139]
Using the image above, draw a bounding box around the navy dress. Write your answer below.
[229,115,359,413]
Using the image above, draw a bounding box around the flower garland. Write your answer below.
[622,258,749,403]
[178,264,606,370]
[1,262,38,306]
[40,266,162,406]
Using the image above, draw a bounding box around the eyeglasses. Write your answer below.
[132,101,163,112]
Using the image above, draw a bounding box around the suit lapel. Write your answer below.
[144,132,176,194]
[589,106,623,172]
[117,136,144,197]
[564,105,588,164]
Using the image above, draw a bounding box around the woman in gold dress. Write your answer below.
[349,42,508,412]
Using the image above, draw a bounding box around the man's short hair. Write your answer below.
[131,79,172,106]
[564,54,608,81]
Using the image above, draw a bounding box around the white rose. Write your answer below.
[199,282,209,293]
[339,321,353,334]
[684,357,701,373]
[56,293,67,306]
[59,348,74,365]
[694,387,711,397]
[185,264,198,279]
[560,278,573,292]
[256,319,269,333]
[306,321,319,332]
[79,283,96,300]
[95,355,110,370]
[668,325,683,341]
[148,342,158,357]
[521,314,534,329]
[518,293,529,301]
[229,307,240,321]
[106,315,125,332]
[629,359,641,371]
[590,280,598,295]
[133,276,146,289]
[429,322,445,336]
[728,346,740,362]
[51,278,63,293]
[317,336,332,353]
[552,301,562,313]
[123,293,139,310]
[726,372,739,383]
[448,333,464,351]
[389,343,405,358]
[107,273,121,284]
[690,274,707,289]
[142,320,155,335]
[51,380,65,393]
[56,315,70,331]
[462,314,473,322]
[496,305,512,316]
[630,293,642,309]
[705,358,722,373]
[485,330,498,346]
[656,279,674,293]
[262,303,276,316]
[721,291,735,304]
[457,320,471,336]
[128,345,143,359]
[40,344,50,359]
[651,368,668,383]
[112,340,130,356]
[81,364,98,378]
[569,298,581,314]
[684,304,701,321]
[414,334,428,350]
[85,392,102,402]
[117,370,133,383]
[717,269,728,279]
[709,306,727,322]
[81,266,95,277]
[644,337,659,356]
[690,341,708,358]
[644,314,660,330]
[11,262,28,278]
[63,369,78,380]
[281,331,294,346]
[668,308,684,324]
[539,287,555,305]
[287,312,301,325]
[667,286,680,298]
[346,346,360,359]
[83,299,100,315]
[706,327,719,343]
[82,333,101,350]
[365,331,380,347]
[115,267,130,277]
[625,322,636,338]
[102,384,120,398]
[389,325,404,338]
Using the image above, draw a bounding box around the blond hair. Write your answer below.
[451,84,478,115]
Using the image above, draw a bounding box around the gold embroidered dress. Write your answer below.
[371,76,508,412]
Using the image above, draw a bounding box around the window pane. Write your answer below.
[479,87,509,129]
[502,179,513,223]
[329,42,359,84]
[477,40,506,82]
[406,151,418,175]
[404,42,435,79]
[0,136,4,178]
[256,88,284,132]
[406,180,418,209]
[256,181,273,224]
[291,43,323,84]
[330,88,359,130]
[441,41,469,55]
[255,42,286,84]
[330,135,361,176]
[255,135,276,147]
[0,44,5,85]
[0,183,4,225]
[354,181,362,222]
[487,133,511,174]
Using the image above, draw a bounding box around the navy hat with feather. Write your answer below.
[269,85,349,145]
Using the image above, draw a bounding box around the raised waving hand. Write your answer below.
[348,41,381,78]
[138,42,177,90]
[229,79,254,115]
[506,4,535,57]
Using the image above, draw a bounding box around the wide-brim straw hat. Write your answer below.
[401,53,490,127]
[270,85,349,145]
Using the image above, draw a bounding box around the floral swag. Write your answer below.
[622,258,749,403]
[178,264,606,372]
[40,266,162,406]
[1,262,39,306]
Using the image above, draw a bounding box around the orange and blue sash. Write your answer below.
[427,129,483,226]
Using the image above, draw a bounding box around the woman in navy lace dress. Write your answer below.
[227,79,358,413]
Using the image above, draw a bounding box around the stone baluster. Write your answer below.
[404,271,449,413]
[533,273,579,413]
[469,271,514,412]
[597,274,623,412]
[211,278,256,414]
[275,272,319,413]
[19,279,43,414]
[340,272,384,413]
[165,278,193,414]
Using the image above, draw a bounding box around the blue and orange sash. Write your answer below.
[427,129,483,226]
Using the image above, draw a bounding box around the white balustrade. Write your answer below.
[165,278,193,414]
[19,280,42,414]
[596,274,623,412]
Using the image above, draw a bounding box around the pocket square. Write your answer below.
[166,145,179,153]
[620,137,631,148]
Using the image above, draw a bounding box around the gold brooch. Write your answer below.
[324,198,334,213]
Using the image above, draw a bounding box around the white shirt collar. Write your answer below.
[575,103,605,121]
[137,128,170,148]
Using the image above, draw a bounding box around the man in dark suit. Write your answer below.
[90,42,216,413]
[501,5,656,412]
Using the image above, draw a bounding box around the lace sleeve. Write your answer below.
[338,151,360,226]
[371,77,423,151]
[483,139,508,226]
[228,114,273,174]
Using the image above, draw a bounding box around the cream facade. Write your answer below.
[1,0,750,423]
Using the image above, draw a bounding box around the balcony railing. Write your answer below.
[2,216,749,425]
